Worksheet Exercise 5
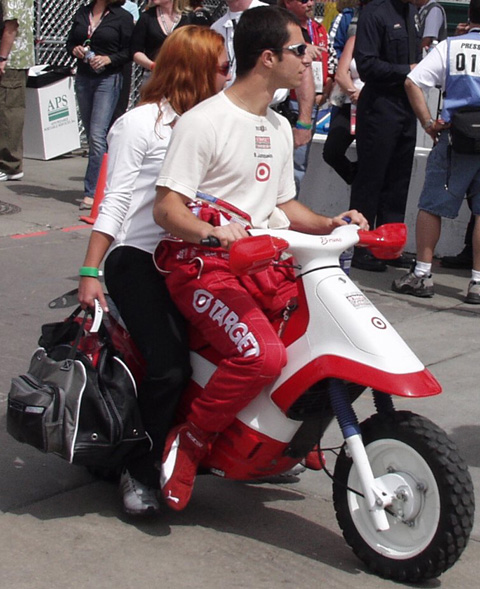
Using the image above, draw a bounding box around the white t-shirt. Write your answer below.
[94,100,178,254]
[156,91,296,229]
[407,40,447,91]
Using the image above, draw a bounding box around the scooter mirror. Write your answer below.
[229,235,290,276]
[357,223,407,260]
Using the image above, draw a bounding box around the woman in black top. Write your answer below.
[67,0,134,210]
[132,0,188,73]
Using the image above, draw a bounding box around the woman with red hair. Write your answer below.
[78,25,231,516]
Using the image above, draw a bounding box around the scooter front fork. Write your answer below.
[328,379,391,531]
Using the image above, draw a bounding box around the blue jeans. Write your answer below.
[289,99,328,197]
[75,73,122,197]
[289,100,313,196]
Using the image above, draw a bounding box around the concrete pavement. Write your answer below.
[0,153,479,588]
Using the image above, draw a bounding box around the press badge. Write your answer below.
[312,61,323,94]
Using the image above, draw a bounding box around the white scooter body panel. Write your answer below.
[248,227,425,378]
[189,226,433,443]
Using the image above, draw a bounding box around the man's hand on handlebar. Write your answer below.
[202,223,250,250]
[332,209,369,231]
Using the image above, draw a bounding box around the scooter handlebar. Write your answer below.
[200,236,222,248]
[357,223,407,260]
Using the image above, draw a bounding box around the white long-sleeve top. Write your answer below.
[93,100,178,254]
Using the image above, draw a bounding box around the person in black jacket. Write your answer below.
[131,0,189,75]
[349,0,420,271]
[67,0,134,210]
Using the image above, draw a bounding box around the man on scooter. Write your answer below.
[153,6,368,511]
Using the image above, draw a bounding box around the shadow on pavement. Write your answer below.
[450,425,480,468]
[9,472,363,576]
[4,184,83,206]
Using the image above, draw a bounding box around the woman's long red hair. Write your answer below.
[140,26,225,115]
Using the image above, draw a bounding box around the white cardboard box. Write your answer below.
[23,66,80,160]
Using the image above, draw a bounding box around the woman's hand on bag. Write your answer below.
[78,277,109,313]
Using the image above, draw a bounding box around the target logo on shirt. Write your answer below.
[255,163,271,182]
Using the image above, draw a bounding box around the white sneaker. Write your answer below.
[0,171,24,182]
[119,469,160,515]
[279,463,306,477]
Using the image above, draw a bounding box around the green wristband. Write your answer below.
[79,266,100,278]
[295,120,313,130]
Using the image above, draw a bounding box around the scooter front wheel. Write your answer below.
[332,410,474,582]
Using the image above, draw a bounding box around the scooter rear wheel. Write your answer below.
[332,410,474,582]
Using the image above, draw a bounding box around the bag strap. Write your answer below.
[67,311,90,361]
[445,137,453,193]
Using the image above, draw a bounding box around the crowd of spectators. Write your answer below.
[2,1,473,281]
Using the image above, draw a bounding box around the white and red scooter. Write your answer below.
[156,220,473,583]
[62,218,474,582]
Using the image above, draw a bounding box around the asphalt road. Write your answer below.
[0,154,479,588]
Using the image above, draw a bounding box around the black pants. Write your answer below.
[105,246,191,488]
[323,104,357,185]
[350,87,416,228]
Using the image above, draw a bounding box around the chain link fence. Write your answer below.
[33,0,330,138]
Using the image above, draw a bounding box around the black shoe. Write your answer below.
[440,246,473,269]
[351,249,387,272]
[385,252,416,268]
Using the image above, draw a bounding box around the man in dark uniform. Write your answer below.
[350,0,421,271]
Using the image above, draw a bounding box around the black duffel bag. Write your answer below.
[7,306,149,469]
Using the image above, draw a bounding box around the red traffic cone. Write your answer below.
[80,153,108,225]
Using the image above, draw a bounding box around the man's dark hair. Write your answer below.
[234,6,300,77]
[470,0,480,24]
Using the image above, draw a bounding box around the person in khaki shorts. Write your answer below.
[0,0,34,182]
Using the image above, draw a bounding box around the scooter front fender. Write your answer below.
[270,355,441,414]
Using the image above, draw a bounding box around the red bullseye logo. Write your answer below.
[371,317,387,330]
[255,163,271,182]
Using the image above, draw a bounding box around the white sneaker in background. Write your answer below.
[0,171,24,182]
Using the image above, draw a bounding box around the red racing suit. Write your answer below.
[154,204,298,434]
